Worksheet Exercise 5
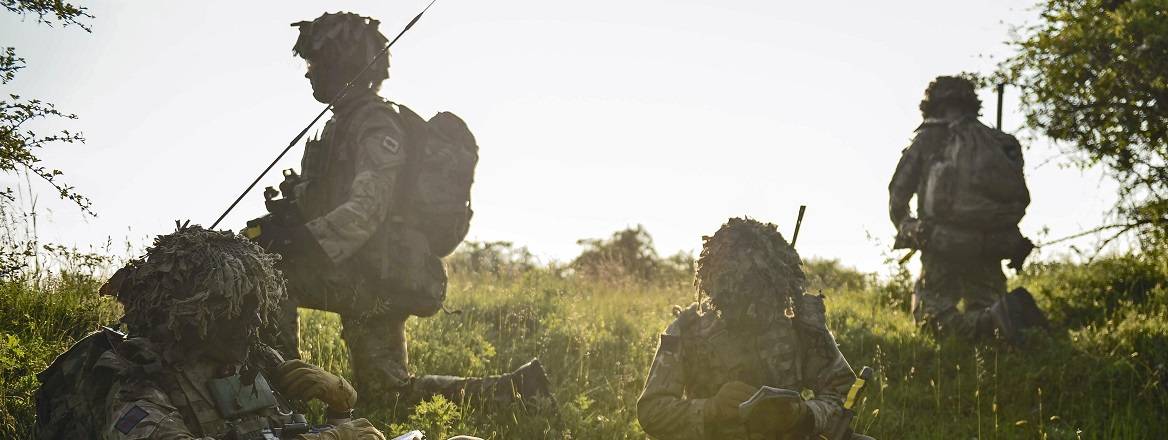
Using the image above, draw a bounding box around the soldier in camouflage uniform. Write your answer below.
[93,226,384,439]
[252,12,550,406]
[637,218,858,440]
[889,76,1045,342]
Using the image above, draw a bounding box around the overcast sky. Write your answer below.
[1,0,1121,273]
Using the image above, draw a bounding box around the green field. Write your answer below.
[2,254,1166,439]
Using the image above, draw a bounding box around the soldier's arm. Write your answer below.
[888,123,944,226]
[796,295,856,436]
[1001,133,1024,167]
[304,111,408,265]
[637,319,709,440]
[103,376,214,440]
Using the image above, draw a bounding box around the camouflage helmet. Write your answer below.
[919,75,981,118]
[292,12,390,86]
[102,225,286,345]
[696,217,806,318]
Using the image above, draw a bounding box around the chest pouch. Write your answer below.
[207,371,279,419]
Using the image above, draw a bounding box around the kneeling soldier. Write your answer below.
[637,218,863,440]
[36,226,385,439]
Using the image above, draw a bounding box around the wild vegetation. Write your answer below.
[1,230,1164,439]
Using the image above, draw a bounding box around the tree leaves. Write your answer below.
[999,0,1168,248]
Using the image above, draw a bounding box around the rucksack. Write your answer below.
[395,105,478,257]
[921,117,1029,230]
[33,327,125,440]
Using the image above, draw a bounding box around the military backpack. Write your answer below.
[395,104,478,258]
[921,117,1029,230]
[33,328,124,439]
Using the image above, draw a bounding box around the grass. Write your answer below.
[1,254,1166,439]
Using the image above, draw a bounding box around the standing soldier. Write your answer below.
[248,12,549,405]
[35,226,386,439]
[637,218,865,440]
[889,76,1046,342]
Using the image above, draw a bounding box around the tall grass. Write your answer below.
[1,253,1165,439]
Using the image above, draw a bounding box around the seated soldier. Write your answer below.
[36,225,384,439]
[637,218,867,440]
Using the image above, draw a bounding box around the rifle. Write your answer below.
[243,169,301,243]
[825,365,875,440]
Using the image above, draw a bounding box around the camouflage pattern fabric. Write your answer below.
[889,81,1026,340]
[912,253,1005,339]
[99,337,295,439]
[888,119,948,228]
[637,295,855,440]
[274,89,448,401]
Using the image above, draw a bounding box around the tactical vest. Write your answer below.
[677,294,835,398]
[113,339,297,438]
[678,312,804,399]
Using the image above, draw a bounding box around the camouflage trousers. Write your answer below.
[912,252,1006,339]
[271,255,455,404]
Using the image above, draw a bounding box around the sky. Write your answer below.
[0,0,1122,274]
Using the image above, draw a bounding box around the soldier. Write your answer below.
[889,76,1046,342]
[249,12,549,406]
[637,218,862,440]
[35,226,385,439]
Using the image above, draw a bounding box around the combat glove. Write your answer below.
[771,398,812,434]
[296,418,385,440]
[278,359,357,413]
[256,222,328,264]
[704,381,757,423]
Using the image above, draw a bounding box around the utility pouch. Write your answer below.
[208,372,279,419]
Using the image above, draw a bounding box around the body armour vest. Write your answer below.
[110,338,298,438]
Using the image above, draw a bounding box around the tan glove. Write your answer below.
[278,359,357,411]
[704,381,757,423]
[297,418,385,440]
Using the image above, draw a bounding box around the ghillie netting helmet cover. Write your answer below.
[920,75,982,118]
[102,225,286,344]
[292,12,390,84]
[695,217,806,318]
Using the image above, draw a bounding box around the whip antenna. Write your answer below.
[210,0,439,229]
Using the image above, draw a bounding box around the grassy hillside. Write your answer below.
[1,255,1165,439]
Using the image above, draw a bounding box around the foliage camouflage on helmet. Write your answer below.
[920,75,982,118]
[291,12,390,85]
[695,217,806,318]
[106,225,285,344]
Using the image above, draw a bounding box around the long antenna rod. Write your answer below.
[210,0,439,229]
[996,83,1005,130]
[791,205,807,248]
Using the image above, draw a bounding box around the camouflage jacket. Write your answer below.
[98,337,295,439]
[294,88,410,274]
[887,118,948,228]
[888,117,1024,228]
[637,294,855,440]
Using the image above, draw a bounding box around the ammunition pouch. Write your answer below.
[380,227,448,318]
[918,222,1033,265]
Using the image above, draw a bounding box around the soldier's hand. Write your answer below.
[705,381,757,423]
[297,418,385,440]
[278,359,357,412]
[770,399,810,433]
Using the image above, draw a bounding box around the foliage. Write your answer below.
[3,248,1167,438]
[446,240,539,278]
[999,0,1168,247]
[571,225,691,283]
[1,0,94,221]
[2,0,92,31]
[803,257,868,293]
[0,270,120,439]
